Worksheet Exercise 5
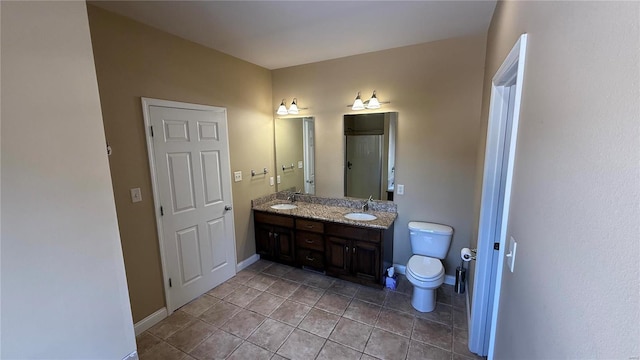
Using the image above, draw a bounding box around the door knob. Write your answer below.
[224,205,232,211]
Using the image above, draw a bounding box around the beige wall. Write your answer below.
[476,1,639,357]
[275,117,305,192]
[87,5,274,322]
[272,35,487,273]
[1,2,135,357]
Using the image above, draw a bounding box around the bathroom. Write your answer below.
[4,1,638,359]
[87,3,485,334]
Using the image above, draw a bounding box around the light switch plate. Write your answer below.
[397,184,405,195]
[277,175,281,184]
[234,171,242,182]
[269,177,274,186]
[507,236,517,272]
[130,188,142,203]
[298,161,303,169]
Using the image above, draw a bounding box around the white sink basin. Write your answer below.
[270,203,297,210]
[344,213,377,221]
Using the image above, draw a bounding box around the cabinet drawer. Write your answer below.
[325,223,381,243]
[297,249,324,269]
[295,231,324,252]
[255,211,294,228]
[296,219,324,233]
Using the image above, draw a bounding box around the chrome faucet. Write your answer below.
[361,195,374,212]
[288,190,301,203]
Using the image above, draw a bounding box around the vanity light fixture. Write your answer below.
[352,92,365,111]
[288,98,299,115]
[366,90,380,109]
[349,90,388,111]
[277,99,288,115]
[276,98,306,115]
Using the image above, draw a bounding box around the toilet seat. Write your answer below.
[407,255,444,281]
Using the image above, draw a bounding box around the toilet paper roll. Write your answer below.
[461,248,473,261]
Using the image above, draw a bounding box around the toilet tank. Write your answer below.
[409,221,453,259]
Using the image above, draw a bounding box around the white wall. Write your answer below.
[477,1,640,358]
[1,2,136,358]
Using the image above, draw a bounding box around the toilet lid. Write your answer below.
[407,255,443,280]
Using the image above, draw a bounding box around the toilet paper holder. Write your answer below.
[461,248,477,261]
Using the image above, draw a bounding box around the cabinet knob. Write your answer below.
[305,239,314,244]
[306,255,315,261]
[345,246,349,252]
[273,233,279,238]
[353,247,356,254]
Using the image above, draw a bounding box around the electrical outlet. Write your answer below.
[234,171,242,182]
[277,175,281,184]
[396,184,405,195]
[130,188,142,203]
[298,161,303,169]
[269,177,274,186]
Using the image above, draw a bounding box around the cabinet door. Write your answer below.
[255,223,274,258]
[352,240,380,283]
[325,236,350,276]
[274,226,295,264]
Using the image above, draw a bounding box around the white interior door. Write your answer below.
[143,98,236,313]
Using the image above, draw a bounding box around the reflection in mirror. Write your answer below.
[274,117,315,194]
[344,112,397,201]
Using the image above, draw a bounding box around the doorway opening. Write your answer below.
[469,34,528,358]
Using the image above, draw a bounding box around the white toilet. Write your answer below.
[405,221,453,312]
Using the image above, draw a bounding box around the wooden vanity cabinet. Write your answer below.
[325,223,386,286]
[254,209,394,288]
[295,219,325,271]
[254,212,295,265]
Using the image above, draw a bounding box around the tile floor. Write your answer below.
[136,260,483,360]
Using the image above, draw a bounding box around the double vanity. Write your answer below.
[252,193,397,288]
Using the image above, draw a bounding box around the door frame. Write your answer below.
[141,97,236,314]
[469,34,528,357]
[302,117,315,194]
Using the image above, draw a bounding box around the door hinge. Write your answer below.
[150,126,154,137]
[169,278,172,288]
[160,206,164,216]
[494,243,500,250]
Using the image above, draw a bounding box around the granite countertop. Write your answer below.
[251,194,397,230]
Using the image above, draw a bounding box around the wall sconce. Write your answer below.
[348,90,388,111]
[277,98,305,115]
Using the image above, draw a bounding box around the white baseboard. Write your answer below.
[444,275,455,286]
[122,350,139,360]
[134,307,167,336]
[392,263,456,286]
[237,254,260,271]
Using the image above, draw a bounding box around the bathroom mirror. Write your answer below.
[344,112,397,201]
[274,117,315,194]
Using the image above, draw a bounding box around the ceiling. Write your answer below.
[92,1,497,70]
